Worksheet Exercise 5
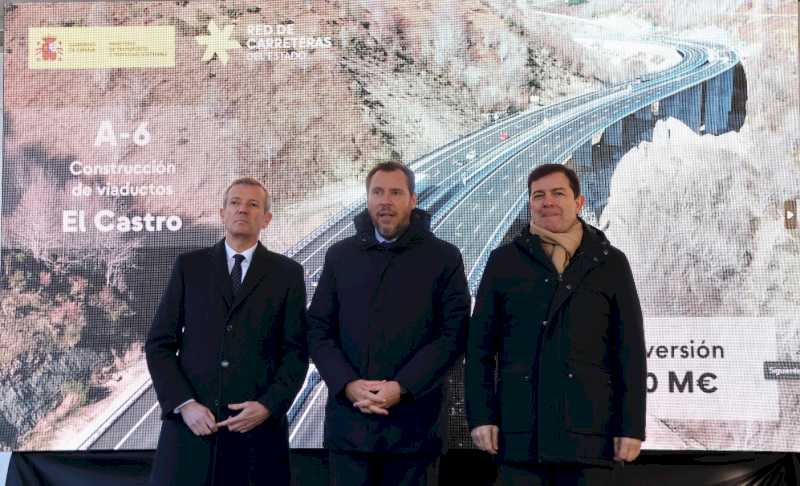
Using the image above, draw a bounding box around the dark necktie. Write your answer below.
[231,254,245,295]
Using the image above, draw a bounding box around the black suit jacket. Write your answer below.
[145,240,308,485]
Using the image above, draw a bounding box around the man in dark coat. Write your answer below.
[307,161,470,486]
[465,164,646,486]
[145,177,308,486]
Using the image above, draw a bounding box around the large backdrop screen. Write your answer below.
[1,0,798,453]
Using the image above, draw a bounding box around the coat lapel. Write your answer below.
[229,242,270,314]
[545,225,608,321]
[212,240,234,309]
[515,232,558,273]
[546,253,597,322]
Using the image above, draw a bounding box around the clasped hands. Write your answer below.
[345,379,404,415]
[180,400,270,436]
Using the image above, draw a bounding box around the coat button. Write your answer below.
[544,278,549,283]
[226,325,233,332]
[603,250,609,255]
[565,284,572,290]
[541,320,548,327]
[214,399,220,407]
[567,372,574,379]
[220,360,230,368]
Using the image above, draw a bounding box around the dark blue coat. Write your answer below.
[145,240,308,485]
[307,208,470,455]
[465,221,646,465]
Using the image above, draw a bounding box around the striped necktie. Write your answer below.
[231,254,245,294]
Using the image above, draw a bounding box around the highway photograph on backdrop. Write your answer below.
[1,0,798,453]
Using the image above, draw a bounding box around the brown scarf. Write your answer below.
[530,220,584,274]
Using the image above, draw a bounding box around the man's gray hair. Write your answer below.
[223,177,271,212]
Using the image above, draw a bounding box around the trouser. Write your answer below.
[498,461,615,486]
[211,426,291,486]
[149,418,290,486]
[329,450,439,486]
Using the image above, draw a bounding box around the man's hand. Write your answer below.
[345,379,387,415]
[216,401,270,433]
[353,381,404,414]
[180,401,218,436]
[614,437,642,462]
[471,425,499,455]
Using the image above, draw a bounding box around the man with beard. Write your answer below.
[465,164,646,486]
[308,161,470,486]
[146,178,308,485]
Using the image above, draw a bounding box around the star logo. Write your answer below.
[195,20,241,65]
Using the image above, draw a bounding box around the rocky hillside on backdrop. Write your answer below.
[1,0,597,450]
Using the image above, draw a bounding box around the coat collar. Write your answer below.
[514,218,611,268]
[353,208,432,250]
[211,239,271,314]
[513,218,613,323]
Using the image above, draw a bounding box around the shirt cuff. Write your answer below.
[173,398,196,414]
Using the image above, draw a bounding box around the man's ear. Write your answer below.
[261,211,273,230]
[575,194,586,213]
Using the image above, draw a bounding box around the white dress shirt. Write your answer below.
[374,229,397,244]
[224,240,258,283]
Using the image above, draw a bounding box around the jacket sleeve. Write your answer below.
[464,251,501,430]
[393,251,470,399]
[307,251,360,396]
[257,262,309,418]
[611,252,647,440]
[145,255,196,419]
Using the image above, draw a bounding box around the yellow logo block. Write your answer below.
[28,26,175,69]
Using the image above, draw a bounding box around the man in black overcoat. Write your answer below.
[307,161,471,486]
[145,177,308,486]
[465,164,646,486]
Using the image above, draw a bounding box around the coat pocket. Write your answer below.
[498,369,535,433]
[562,366,613,435]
